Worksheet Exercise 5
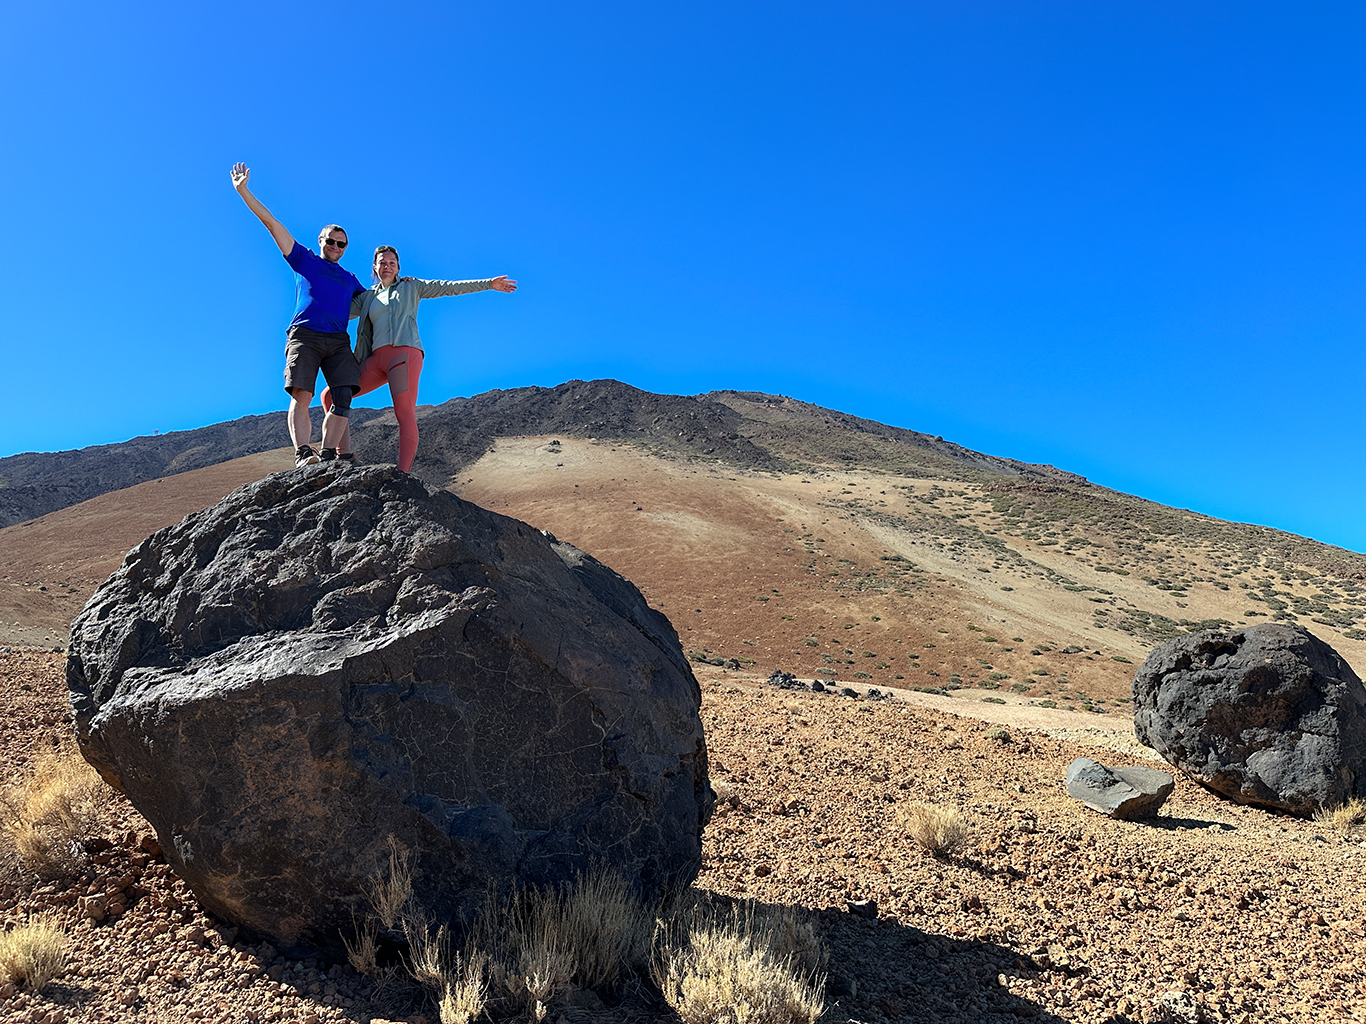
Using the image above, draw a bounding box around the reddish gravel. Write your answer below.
[2,649,1365,1024]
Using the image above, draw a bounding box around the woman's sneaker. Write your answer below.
[295,445,320,467]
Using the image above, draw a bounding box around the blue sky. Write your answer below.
[4,3,1364,552]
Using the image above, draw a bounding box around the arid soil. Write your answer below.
[2,438,1366,1022]
[3,650,1364,1024]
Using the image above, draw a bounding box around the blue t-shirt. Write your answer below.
[284,242,365,335]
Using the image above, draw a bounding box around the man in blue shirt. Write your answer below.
[231,163,365,467]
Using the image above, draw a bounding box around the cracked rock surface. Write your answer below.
[65,465,712,957]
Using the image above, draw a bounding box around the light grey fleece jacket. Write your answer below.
[350,277,497,364]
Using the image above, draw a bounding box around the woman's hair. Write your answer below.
[372,245,400,284]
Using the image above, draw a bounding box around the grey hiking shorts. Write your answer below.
[284,326,361,396]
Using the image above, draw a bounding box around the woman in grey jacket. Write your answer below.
[321,245,517,471]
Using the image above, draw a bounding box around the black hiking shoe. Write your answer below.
[295,445,320,468]
[318,447,338,462]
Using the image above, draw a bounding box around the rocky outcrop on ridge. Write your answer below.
[66,464,713,957]
[1131,623,1366,816]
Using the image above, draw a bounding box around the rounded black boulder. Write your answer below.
[1131,623,1366,816]
[67,466,713,956]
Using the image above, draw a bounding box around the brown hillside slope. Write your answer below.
[0,451,293,648]
[452,436,1366,712]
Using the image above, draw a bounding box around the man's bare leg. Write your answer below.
[288,389,314,448]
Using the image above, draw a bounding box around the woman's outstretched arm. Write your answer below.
[414,276,518,299]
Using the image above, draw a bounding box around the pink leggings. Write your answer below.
[322,345,424,471]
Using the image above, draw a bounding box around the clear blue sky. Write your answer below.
[4,3,1364,552]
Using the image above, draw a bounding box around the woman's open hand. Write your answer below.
[490,276,518,293]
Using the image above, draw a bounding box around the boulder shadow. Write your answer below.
[811,903,1072,1024]
[1144,815,1237,832]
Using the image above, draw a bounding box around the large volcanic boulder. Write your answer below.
[67,466,712,957]
[1132,624,1366,816]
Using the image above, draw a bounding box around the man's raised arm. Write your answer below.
[230,163,295,256]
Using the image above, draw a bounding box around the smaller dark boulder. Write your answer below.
[1065,758,1174,820]
[1132,623,1366,816]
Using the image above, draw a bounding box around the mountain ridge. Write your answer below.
[1,379,1084,529]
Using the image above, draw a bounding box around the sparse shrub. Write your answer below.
[342,913,381,975]
[1313,798,1366,832]
[0,740,113,878]
[437,952,489,1024]
[473,864,655,1011]
[897,801,968,857]
[365,859,655,1020]
[653,899,826,1024]
[0,915,68,992]
[366,835,415,931]
[985,727,1011,742]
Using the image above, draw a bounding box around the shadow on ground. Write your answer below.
[809,904,1075,1024]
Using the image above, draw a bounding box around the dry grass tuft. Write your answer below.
[0,915,69,992]
[476,863,655,1008]
[406,915,452,991]
[366,835,415,930]
[1313,797,1366,831]
[897,800,969,856]
[437,952,489,1024]
[0,741,112,878]
[347,836,492,1021]
[653,899,826,1024]
[342,913,381,976]
[348,851,826,1024]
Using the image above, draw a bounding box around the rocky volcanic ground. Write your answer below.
[2,649,1364,1024]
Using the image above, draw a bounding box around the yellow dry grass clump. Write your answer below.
[898,800,969,856]
[469,862,654,1016]
[344,841,827,1024]
[0,741,112,878]
[1313,797,1366,832]
[0,915,69,992]
[653,900,826,1024]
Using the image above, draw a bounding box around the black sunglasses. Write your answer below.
[323,237,348,249]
